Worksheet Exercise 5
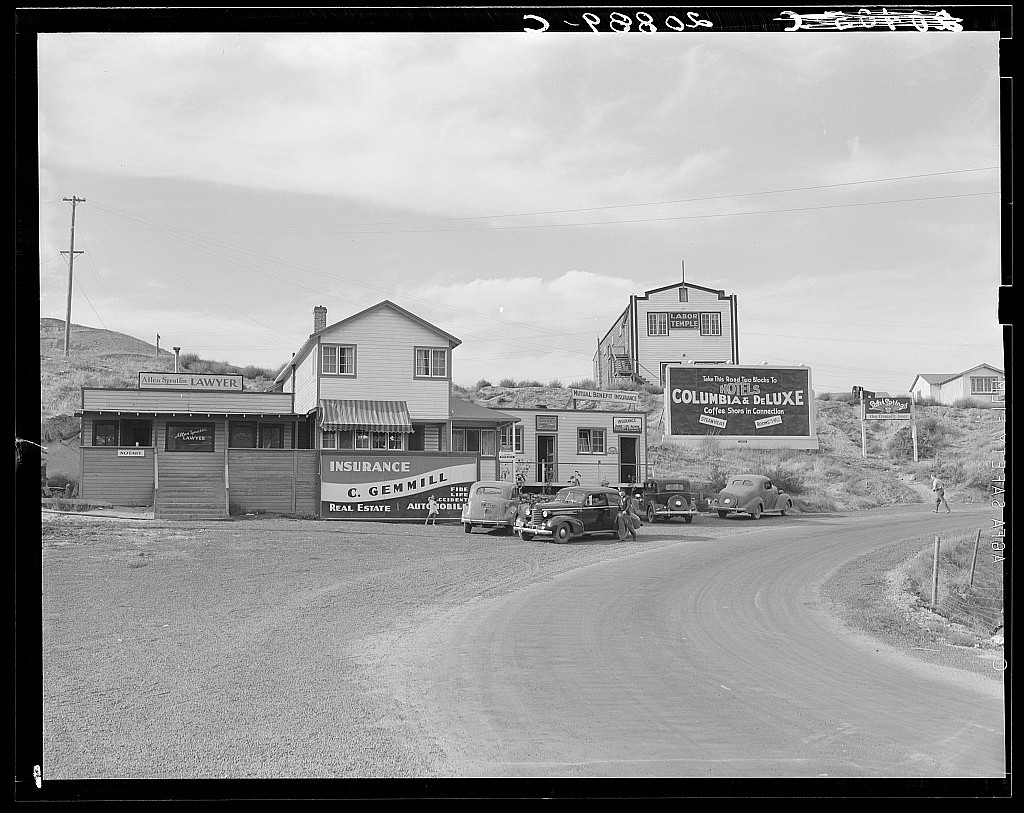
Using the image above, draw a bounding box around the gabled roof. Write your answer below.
[912,364,1004,389]
[275,300,462,384]
[639,280,730,299]
[450,396,520,424]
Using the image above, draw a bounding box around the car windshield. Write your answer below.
[555,488,584,504]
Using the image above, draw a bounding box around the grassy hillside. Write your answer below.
[461,382,1002,513]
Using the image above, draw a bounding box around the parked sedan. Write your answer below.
[713,474,793,519]
[514,486,625,543]
[461,480,522,533]
[640,478,698,523]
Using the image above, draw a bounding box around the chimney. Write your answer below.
[173,346,181,372]
[313,305,327,334]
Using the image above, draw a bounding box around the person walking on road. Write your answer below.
[931,475,951,513]
[618,489,639,540]
[425,494,440,525]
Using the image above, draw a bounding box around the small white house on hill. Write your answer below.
[910,363,1004,405]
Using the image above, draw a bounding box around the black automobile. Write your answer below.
[640,478,698,523]
[514,486,625,544]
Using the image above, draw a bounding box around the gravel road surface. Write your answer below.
[41,505,1005,783]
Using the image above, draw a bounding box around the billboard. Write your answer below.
[664,365,818,449]
[320,452,479,520]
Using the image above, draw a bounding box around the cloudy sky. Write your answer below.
[36,22,1003,392]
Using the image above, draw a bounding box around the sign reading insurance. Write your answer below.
[666,365,813,438]
[320,452,479,520]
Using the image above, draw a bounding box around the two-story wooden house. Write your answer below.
[594,270,739,387]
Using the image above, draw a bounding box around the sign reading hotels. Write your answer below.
[139,372,244,391]
[665,364,817,449]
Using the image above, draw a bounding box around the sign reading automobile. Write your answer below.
[667,366,813,437]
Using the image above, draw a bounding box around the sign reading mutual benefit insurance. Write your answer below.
[664,364,819,450]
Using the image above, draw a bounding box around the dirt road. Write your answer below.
[40,506,1004,783]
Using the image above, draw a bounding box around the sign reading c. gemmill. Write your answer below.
[320,451,478,520]
[665,365,816,446]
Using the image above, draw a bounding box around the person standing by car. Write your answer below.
[630,489,644,526]
[931,475,951,513]
[618,489,639,540]
[425,494,440,525]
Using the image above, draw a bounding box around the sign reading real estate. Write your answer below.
[665,365,816,447]
[139,372,243,391]
[863,396,913,420]
[320,452,479,520]
[569,388,641,405]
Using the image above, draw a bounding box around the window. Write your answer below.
[514,425,524,454]
[971,377,998,395]
[578,428,606,454]
[260,424,284,449]
[321,344,356,376]
[500,425,513,451]
[93,421,119,447]
[452,429,482,453]
[121,419,152,447]
[355,430,371,449]
[323,429,357,449]
[166,423,215,452]
[321,430,337,449]
[700,312,722,336]
[387,432,404,451]
[647,312,668,336]
[414,347,448,379]
[678,287,688,302]
[480,429,496,458]
[230,421,258,448]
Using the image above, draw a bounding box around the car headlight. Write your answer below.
[723,497,731,505]
[542,509,550,519]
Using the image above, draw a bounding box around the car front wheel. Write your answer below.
[554,524,572,544]
[751,503,762,520]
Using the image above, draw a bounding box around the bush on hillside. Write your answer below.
[517,379,544,388]
[474,379,493,390]
[953,397,991,409]
[914,396,942,406]
[548,380,564,388]
[570,379,596,390]
[763,462,806,495]
[498,378,517,388]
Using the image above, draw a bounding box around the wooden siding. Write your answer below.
[226,450,319,514]
[292,349,319,415]
[503,409,646,485]
[317,308,451,419]
[635,287,734,381]
[80,447,155,505]
[595,309,633,386]
[155,450,227,519]
[82,388,294,414]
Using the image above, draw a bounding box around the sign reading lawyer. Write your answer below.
[320,452,479,520]
[139,372,243,391]
[666,365,813,437]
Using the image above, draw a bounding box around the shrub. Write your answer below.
[179,352,202,368]
[242,364,276,380]
[570,379,596,390]
[953,397,989,409]
[474,379,493,390]
[517,379,544,388]
[46,473,78,492]
[694,435,722,462]
[498,378,517,388]
[915,396,941,407]
[548,379,564,388]
[764,463,806,495]
[701,463,730,494]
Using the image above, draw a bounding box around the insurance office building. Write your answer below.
[76,300,645,521]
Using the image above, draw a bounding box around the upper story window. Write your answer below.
[678,287,688,302]
[971,376,998,395]
[700,312,722,336]
[647,313,669,336]
[321,344,356,376]
[415,347,448,379]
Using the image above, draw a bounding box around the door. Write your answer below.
[536,435,556,483]
[619,436,638,484]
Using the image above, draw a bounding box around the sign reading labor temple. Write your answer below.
[139,372,243,391]
[320,452,479,520]
[665,364,818,449]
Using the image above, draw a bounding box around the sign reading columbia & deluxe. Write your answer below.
[665,365,817,449]
[863,396,913,420]
[320,452,479,520]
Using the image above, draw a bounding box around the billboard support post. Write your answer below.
[860,392,868,458]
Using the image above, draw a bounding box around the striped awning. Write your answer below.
[318,399,414,433]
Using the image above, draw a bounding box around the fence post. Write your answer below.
[931,535,941,608]
[968,528,982,588]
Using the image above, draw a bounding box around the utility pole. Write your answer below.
[61,196,86,356]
